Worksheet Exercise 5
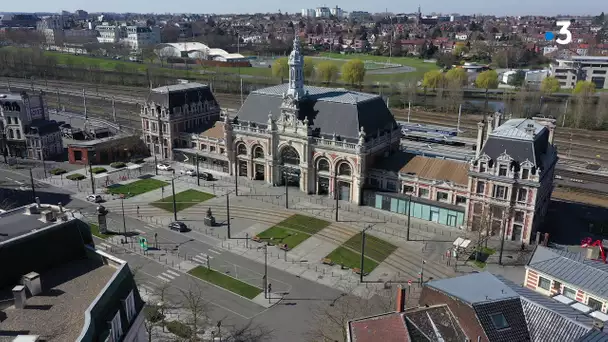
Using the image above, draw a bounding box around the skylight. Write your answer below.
[490,313,510,330]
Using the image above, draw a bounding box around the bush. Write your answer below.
[165,320,191,338]
[90,167,107,174]
[143,305,164,323]
[50,168,67,175]
[66,173,86,181]
[110,162,126,169]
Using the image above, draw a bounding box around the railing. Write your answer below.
[312,137,357,150]
[233,125,267,134]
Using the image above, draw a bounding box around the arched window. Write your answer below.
[317,159,330,172]
[253,146,264,159]
[280,146,300,166]
[237,143,247,155]
[338,162,352,176]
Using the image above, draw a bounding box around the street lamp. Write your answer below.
[121,195,127,235]
[171,172,177,221]
[257,243,269,298]
[359,224,374,283]
[406,193,412,241]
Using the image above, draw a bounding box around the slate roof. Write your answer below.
[147,82,217,114]
[576,330,608,342]
[527,246,608,300]
[236,83,397,141]
[473,298,531,342]
[26,119,61,135]
[480,119,552,167]
[425,271,518,305]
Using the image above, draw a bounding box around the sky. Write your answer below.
[1,0,605,17]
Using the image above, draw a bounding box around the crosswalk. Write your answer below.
[157,269,181,282]
[96,242,112,250]
[191,250,222,264]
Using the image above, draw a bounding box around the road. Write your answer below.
[0,166,345,341]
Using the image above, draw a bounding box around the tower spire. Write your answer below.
[287,36,305,100]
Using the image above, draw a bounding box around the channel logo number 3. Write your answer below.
[555,20,573,45]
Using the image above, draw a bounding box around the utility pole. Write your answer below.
[112,97,117,123]
[89,161,95,194]
[29,168,36,201]
[154,154,158,176]
[121,197,127,234]
[334,177,339,222]
[56,90,60,113]
[195,154,200,186]
[407,193,412,241]
[234,161,238,196]
[408,101,411,123]
[226,192,231,239]
[240,78,244,107]
[456,104,462,136]
[83,88,87,120]
[360,228,367,283]
[261,244,268,298]
[284,170,289,209]
[171,177,177,221]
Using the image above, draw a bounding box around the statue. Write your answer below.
[204,207,215,226]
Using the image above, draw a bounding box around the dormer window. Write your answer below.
[521,168,530,180]
[479,162,486,173]
[498,165,507,177]
[489,313,510,330]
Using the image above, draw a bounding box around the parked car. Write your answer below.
[180,169,196,176]
[198,172,214,181]
[87,194,103,203]
[169,221,188,232]
[157,163,172,171]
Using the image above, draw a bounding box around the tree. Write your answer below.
[303,56,315,80]
[316,61,339,84]
[445,68,468,87]
[271,57,289,82]
[421,70,445,90]
[142,282,173,341]
[341,59,366,86]
[475,70,499,90]
[595,93,608,129]
[452,44,468,57]
[573,81,596,95]
[540,76,560,94]
[179,283,210,339]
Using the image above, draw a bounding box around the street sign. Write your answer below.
[139,237,148,250]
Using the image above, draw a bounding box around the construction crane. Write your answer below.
[581,238,607,263]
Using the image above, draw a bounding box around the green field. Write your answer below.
[107,178,169,197]
[188,266,262,299]
[151,189,215,212]
[255,214,331,249]
[325,233,397,274]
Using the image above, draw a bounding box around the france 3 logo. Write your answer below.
[545,19,575,45]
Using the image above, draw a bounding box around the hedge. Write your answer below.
[110,162,126,168]
[90,167,107,174]
[165,320,191,338]
[66,173,86,181]
[50,168,67,175]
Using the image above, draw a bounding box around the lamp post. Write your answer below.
[195,153,200,186]
[359,224,373,283]
[226,191,231,239]
[171,175,177,221]
[334,176,339,222]
[234,160,238,196]
[121,196,127,234]
[258,244,268,298]
[406,193,412,241]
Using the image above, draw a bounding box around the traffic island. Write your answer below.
[187,266,262,299]
[106,178,168,197]
[324,233,397,274]
[89,223,110,239]
[151,189,215,212]
[254,214,331,250]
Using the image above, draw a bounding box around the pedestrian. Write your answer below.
[137,205,140,217]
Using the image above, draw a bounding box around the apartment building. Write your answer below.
[96,24,126,44]
[0,92,63,160]
[525,245,608,318]
[315,7,331,18]
[124,26,160,51]
[551,56,608,89]
[301,8,316,18]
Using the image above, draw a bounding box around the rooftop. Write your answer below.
[0,204,69,243]
[0,258,116,342]
[0,92,23,102]
[426,271,518,305]
[150,82,209,93]
[374,151,469,186]
[490,119,547,141]
[252,84,379,104]
[527,245,608,300]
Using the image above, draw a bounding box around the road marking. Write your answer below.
[139,284,156,294]
[160,272,175,280]
[208,249,221,255]
[192,255,206,264]
[156,274,172,282]
[96,244,107,250]
[100,243,112,249]
[6,177,24,185]
[166,269,180,277]
[135,229,145,234]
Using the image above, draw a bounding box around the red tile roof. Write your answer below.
[349,313,409,342]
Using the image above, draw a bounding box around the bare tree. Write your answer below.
[308,285,398,342]
[142,282,174,341]
[221,320,274,342]
[179,283,211,340]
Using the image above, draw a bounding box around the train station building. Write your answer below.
[139,37,558,243]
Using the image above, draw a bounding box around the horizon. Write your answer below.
[0,1,604,18]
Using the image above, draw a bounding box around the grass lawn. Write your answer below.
[255,214,330,249]
[188,266,262,299]
[106,178,168,197]
[342,233,397,263]
[325,246,378,274]
[89,223,110,239]
[151,189,215,212]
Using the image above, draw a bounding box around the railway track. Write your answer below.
[554,168,608,185]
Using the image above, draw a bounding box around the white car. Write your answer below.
[157,163,172,171]
[87,194,103,203]
[180,169,196,176]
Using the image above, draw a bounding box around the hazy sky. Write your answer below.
[1,0,604,16]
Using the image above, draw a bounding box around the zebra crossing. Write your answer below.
[96,242,112,250]
[156,269,181,282]
[191,250,221,265]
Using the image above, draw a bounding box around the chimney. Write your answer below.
[486,114,494,140]
[22,272,42,296]
[35,197,41,208]
[543,233,550,246]
[494,112,501,130]
[593,319,604,331]
[58,202,63,213]
[475,121,485,159]
[12,285,26,309]
[396,285,406,313]
[548,124,555,145]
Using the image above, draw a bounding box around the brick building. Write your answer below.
[67,135,149,165]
